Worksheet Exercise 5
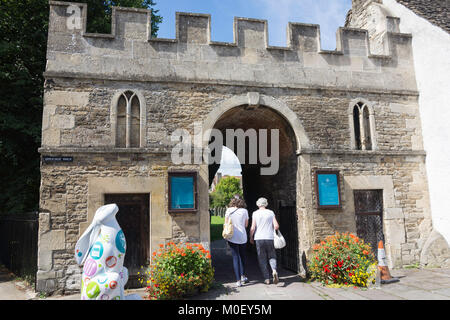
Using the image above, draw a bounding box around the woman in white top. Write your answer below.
[250,197,280,285]
[224,195,249,287]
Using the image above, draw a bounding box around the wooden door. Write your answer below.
[104,193,150,288]
[354,190,384,259]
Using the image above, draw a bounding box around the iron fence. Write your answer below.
[0,211,39,286]
[209,207,227,218]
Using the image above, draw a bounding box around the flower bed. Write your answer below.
[308,232,377,287]
[140,242,214,300]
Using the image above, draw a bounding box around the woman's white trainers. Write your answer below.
[236,280,242,287]
[272,271,279,284]
[241,275,249,284]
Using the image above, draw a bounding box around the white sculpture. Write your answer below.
[75,203,140,300]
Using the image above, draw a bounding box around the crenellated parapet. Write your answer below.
[45,1,417,92]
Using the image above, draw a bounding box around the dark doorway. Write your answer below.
[208,104,300,276]
[104,193,150,288]
[354,189,384,259]
[279,205,299,272]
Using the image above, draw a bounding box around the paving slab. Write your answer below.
[0,266,37,300]
[388,289,450,300]
[352,287,404,300]
[2,240,450,301]
[432,288,450,298]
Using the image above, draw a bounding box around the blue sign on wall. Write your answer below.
[316,171,341,208]
[170,176,195,209]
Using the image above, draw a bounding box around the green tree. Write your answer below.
[209,176,243,208]
[71,0,163,36]
[0,0,162,214]
[0,0,49,213]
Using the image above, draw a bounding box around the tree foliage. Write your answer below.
[0,0,162,214]
[69,0,163,36]
[209,176,243,208]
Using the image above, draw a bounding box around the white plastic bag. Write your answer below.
[274,229,286,249]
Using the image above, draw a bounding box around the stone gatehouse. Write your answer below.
[37,1,448,294]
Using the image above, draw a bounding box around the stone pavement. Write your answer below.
[194,239,450,300]
[0,265,37,300]
[2,240,450,300]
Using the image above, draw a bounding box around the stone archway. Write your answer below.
[202,93,311,275]
[201,92,310,153]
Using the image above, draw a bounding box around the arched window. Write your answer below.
[349,100,376,151]
[111,90,146,148]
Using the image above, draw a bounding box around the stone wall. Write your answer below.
[347,0,450,267]
[352,0,383,13]
[39,76,430,291]
[308,152,429,267]
[349,0,449,36]
[38,1,439,294]
[38,149,208,293]
[45,1,417,94]
[42,77,423,156]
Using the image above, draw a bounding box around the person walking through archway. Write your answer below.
[250,197,280,285]
[225,195,249,287]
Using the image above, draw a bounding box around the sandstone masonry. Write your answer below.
[37,1,448,295]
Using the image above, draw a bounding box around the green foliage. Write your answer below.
[0,0,49,213]
[0,0,161,214]
[209,176,243,208]
[141,242,214,300]
[308,232,377,287]
[58,0,163,36]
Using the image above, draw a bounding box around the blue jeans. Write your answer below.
[227,241,246,281]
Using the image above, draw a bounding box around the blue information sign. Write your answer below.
[170,176,195,209]
[317,172,340,207]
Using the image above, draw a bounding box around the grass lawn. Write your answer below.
[210,215,224,242]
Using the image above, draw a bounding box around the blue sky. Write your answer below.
[154,0,352,50]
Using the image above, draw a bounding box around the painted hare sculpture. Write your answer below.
[75,203,132,300]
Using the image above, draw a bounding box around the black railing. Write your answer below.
[209,207,227,218]
[0,212,39,287]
